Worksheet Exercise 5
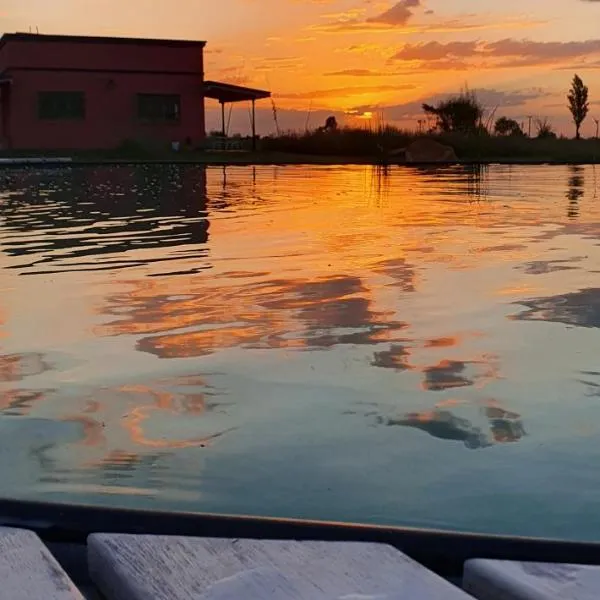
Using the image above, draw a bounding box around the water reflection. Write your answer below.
[1,164,600,534]
[514,288,600,328]
[566,165,584,220]
[0,165,209,274]
[383,409,492,449]
[0,352,50,382]
[101,273,409,359]
[422,358,499,391]
[379,400,525,449]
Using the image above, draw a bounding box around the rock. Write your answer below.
[389,139,458,163]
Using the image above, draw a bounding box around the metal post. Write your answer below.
[251,99,256,152]
[221,101,226,137]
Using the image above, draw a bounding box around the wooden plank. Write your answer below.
[88,534,472,600]
[464,558,600,600]
[0,527,84,599]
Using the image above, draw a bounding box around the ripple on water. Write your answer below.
[1,164,600,540]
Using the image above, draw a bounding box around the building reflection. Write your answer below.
[0,165,210,274]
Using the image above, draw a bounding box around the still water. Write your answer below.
[1,163,600,540]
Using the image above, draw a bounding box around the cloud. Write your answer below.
[324,69,398,77]
[366,0,421,26]
[310,4,545,34]
[389,38,600,71]
[276,84,416,100]
[348,88,551,122]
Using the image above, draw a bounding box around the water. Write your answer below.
[1,163,600,540]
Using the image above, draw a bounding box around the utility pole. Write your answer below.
[527,115,533,138]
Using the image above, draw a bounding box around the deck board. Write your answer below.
[88,534,472,599]
[0,527,84,599]
[464,558,600,599]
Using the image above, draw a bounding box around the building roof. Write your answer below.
[0,33,206,50]
[204,81,271,103]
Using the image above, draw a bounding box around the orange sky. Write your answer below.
[2,0,600,134]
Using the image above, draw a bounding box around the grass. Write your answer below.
[1,128,600,165]
[260,127,600,163]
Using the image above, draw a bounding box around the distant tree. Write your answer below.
[422,90,484,134]
[535,117,557,139]
[317,116,338,133]
[567,74,589,140]
[494,116,524,137]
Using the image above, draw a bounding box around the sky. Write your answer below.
[2,0,600,135]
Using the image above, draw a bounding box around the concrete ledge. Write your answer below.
[88,534,471,599]
[0,526,84,599]
[464,558,600,600]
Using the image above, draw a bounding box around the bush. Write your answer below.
[494,117,525,137]
[261,126,413,157]
[260,126,600,162]
[422,90,485,134]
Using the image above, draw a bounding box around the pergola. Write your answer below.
[203,81,271,150]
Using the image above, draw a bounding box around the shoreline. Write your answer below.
[0,151,599,167]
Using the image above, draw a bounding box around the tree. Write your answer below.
[494,117,524,137]
[317,115,338,133]
[422,90,484,134]
[535,117,557,139]
[567,74,589,140]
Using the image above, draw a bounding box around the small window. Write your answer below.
[38,92,85,120]
[137,94,181,123]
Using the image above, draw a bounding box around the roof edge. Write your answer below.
[204,80,271,102]
[0,33,207,49]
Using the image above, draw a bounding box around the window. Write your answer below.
[38,92,85,120]
[137,94,181,123]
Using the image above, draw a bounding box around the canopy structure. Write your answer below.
[203,81,271,150]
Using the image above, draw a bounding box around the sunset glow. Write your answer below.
[4,0,599,135]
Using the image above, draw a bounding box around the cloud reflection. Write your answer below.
[380,399,525,449]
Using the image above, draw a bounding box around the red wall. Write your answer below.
[0,38,203,74]
[0,37,205,150]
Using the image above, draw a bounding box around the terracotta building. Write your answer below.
[0,33,269,150]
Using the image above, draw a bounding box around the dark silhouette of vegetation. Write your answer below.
[535,117,557,139]
[568,74,589,140]
[317,116,338,133]
[494,117,524,137]
[422,90,484,134]
[259,127,600,162]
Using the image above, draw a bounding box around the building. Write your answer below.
[0,33,270,151]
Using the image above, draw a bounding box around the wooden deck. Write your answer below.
[1,526,598,599]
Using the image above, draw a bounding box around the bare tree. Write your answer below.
[535,117,556,139]
[567,74,589,140]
